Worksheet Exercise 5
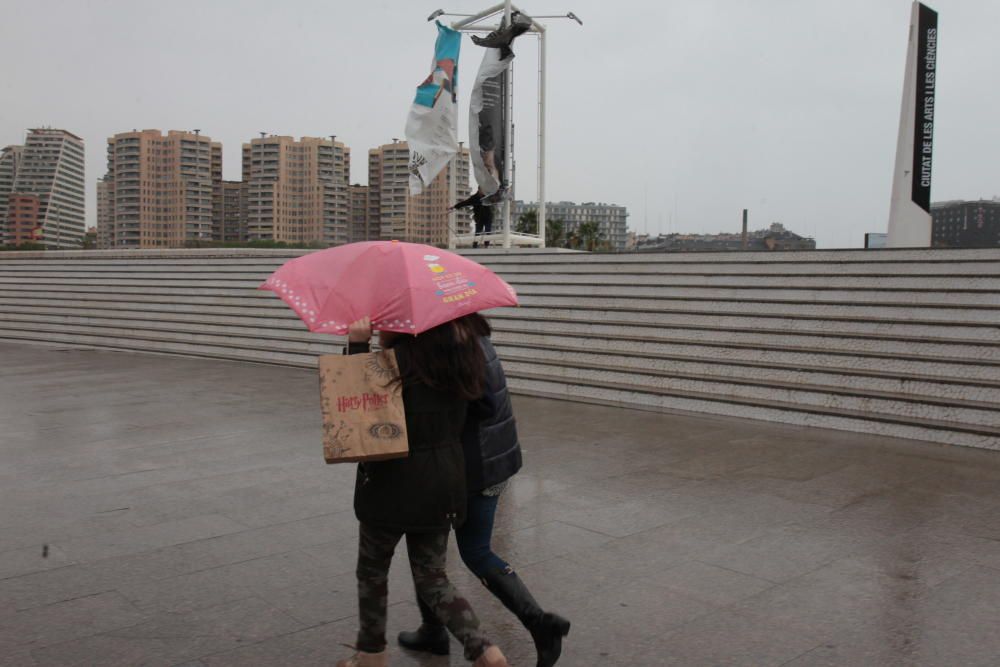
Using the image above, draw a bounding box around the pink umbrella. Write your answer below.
[259,241,518,335]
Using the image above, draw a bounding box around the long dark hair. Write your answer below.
[386,313,490,401]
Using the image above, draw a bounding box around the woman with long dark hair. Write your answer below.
[397,313,570,667]
[336,315,510,667]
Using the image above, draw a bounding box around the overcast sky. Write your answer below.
[2,0,997,248]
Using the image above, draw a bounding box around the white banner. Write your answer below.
[469,47,511,199]
[405,22,461,196]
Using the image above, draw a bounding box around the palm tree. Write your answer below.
[546,218,566,247]
[576,221,604,251]
[515,209,538,234]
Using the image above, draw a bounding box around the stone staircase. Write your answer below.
[1,247,998,450]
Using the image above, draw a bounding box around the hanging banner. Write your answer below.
[469,48,510,199]
[406,22,461,196]
[910,2,937,213]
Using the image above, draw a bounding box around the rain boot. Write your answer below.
[473,645,511,667]
[482,570,570,667]
[336,648,387,667]
[397,596,450,655]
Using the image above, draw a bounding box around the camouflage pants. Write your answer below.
[356,523,489,661]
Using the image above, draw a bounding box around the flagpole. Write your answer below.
[501,0,514,249]
[537,26,546,248]
[448,153,457,249]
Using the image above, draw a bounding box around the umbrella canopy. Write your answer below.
[259,241,518,335]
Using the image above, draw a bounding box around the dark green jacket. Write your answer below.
[348,340,468,532]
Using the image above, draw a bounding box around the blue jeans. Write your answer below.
[455,493,510,579]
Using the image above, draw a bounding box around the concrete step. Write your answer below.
[5,247,998,264]
[5,293,997,344]
[515,294,1000,323]
[489,319,1000,360]
[495,344,1000,404]
[0,312,326,343]
[500,358,1000,428]
[0,303,303,331]
[5,269,1000,292]
[9,311,995,397]
[498,272,1000,290]
[491,331,1000,381]
[510,283,1000,306]
[490,313,1000,350]
[24,290,999,328]
[4,276,998,307]
[490,308,1000,342]
[477,247,1000,263]
[0,297,290,320]
[0,322,340,359]
[9,304,992,357]
[0,331,320,369]
[505,374,1000,450]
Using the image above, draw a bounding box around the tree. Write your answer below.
[576,221,604,252]
[546,218,566,248]
[515,209,537,234]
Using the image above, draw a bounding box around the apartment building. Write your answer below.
[349,183,376,242]
[513,199,629,251]
[100,130,221,248]
[5,129,85,248]
[368,141,470,246]
[0,145,24,245]
[219,180,248,243]
[241,136,349,246]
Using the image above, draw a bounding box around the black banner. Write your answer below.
[910,3,938,212]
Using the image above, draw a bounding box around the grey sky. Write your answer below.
[2,0,997,248]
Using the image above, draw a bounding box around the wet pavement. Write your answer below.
[3,341,1000,666]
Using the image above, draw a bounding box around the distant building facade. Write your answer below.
[100,130,221,249]
[241,136,349,246]
[220,180,248,243]
[512,200,629,251]
[636,222,815,252]
[349,183,375,242]
[931,199,1000,248]
[4,129,85,249]
[367,141,470,246]
[96,177,112,249]
[5,195,42,246]
[0,145,24,245]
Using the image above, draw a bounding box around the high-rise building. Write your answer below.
[242,136,349,246]
[349,183,375,242]
[512,200,629,250]
[220,180,248,243]
[5,129,85,249]
[931,199,1000,248]
[96,177,112,249]
[101,130,221,248]
[367,141,469,246]
[0,145,24,246]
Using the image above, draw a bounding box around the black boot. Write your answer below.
[397,596,450,655]
[482,569,570,667]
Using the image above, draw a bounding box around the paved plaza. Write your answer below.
[3,342,1000,666]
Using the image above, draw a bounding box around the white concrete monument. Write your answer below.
[887,1,938,248]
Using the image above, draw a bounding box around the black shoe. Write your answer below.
[482,570,570,667]
[397,624,450,656]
